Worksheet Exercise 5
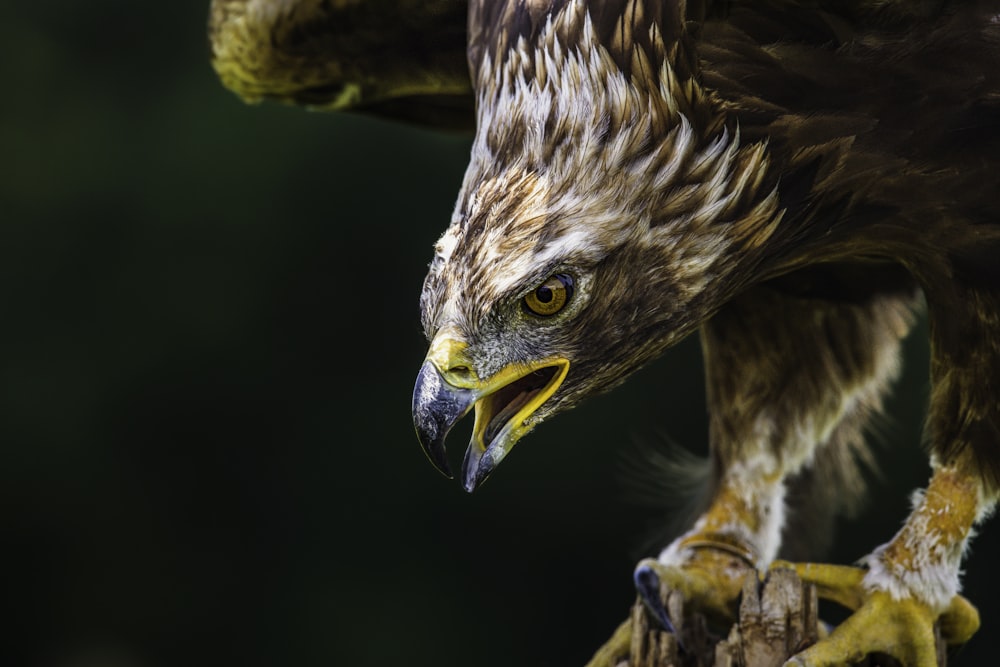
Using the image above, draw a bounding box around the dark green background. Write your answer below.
[3,3,997,666]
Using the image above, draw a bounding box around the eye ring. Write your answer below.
[523,274,574,317]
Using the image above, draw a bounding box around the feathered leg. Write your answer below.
[784,285,998,666]
[634,270,920,630]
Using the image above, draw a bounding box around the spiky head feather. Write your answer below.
[421,0,784,420]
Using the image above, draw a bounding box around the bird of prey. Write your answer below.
[209,0,1000,664]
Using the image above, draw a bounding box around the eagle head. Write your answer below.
[412,0,782,491]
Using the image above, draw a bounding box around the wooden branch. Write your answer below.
[588,568,947,667]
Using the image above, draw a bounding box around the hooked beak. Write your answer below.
[412,336,569,492]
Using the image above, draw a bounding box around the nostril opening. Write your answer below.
[446,365,475,381]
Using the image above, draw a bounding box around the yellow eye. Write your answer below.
[523,274,574,317]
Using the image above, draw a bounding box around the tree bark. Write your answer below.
[588,568,947,667]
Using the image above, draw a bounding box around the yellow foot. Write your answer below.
[772,561,980,666]
[635,534,758,626]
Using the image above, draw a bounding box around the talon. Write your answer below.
[633,561,679,636]
[775,562,980,667]
[939,591,980,646]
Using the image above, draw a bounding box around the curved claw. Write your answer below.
[938,593,980,647]
[634,542,756,623]
[633,562,679,638]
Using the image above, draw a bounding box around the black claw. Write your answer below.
[634,564,680,642]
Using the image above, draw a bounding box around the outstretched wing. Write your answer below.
[208,0,475,129]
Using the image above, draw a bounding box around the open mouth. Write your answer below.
[412,348,570,491]
[475,365,563,448]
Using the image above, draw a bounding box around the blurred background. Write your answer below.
[2,2,997,666]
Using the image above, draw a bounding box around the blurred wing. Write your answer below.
[208,0,475,129]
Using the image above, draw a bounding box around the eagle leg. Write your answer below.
[773,466,984,666]
[638,480,771,625]
[771,281,1000,664]
[769,563,979,666]
[640,280,920,624]
[634,535,756,631]
[782,590,968,667]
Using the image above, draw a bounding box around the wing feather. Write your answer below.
[208,0,474,129]
[208,0,1000,245]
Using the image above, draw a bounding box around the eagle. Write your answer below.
[208,0,1000,664]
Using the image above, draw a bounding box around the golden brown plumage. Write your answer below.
[209,1,1000,664]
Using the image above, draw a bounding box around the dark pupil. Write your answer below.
[536,286,553,303]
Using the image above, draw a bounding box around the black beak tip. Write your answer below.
[461,446,495,493]
[436,462,455,480]
[461,460,479,494]
[474,454,495,488]
[413,423,454,478]
[413,360,476,484]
